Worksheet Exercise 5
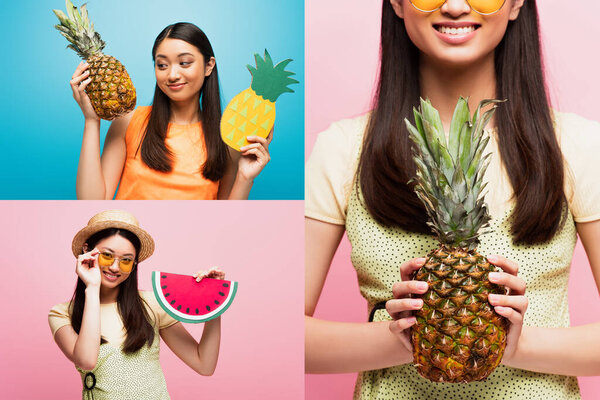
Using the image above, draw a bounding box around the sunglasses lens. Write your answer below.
[410,0,446,12]
[119,259,134,273]
[98,253,114,267]
[468,0,504,14]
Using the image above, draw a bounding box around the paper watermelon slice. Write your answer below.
[152,271,238,323]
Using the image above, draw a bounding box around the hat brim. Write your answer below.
[72,221,155,262]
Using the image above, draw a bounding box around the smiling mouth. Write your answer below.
[167,83,186,88]
[434,24,480,35]
[103,271,120,280]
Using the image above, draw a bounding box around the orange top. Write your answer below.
[115,106,219,200]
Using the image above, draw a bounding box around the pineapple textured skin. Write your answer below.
[405,97,509,383]
[53,0,136,120]
[412,245,508,383]
[86,54,136,120]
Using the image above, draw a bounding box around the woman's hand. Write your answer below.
[70,62,99,122]
[193,266,225,282]
[386,257,428,353]
[76,248,101,288]
[486,254,528,365]
[236,131,272,181]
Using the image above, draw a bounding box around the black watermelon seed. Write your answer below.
[206,305,211,311]
[170,300,176,305]
[161,275,166,279]
[165,293,170,297]
[177,305,181,311]
[214,300,220,305]
[186,308,190,313]
[218,292,225,296]
[161,285,167,289]
[223,283,229,287]
[196,308,199,314]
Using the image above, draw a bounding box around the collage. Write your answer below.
[1,0,600,399]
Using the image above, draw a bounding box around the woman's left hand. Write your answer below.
[237,131,272,181]
[485,254,528,365]
[193,266,226,282]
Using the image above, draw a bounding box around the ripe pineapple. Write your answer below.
[221,50,298,151]
[405,97,509,383]
[53,0,136,120]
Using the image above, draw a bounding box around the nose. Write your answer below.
[167,66,181,82]
[440,0,472,17]
[108,260,121,273]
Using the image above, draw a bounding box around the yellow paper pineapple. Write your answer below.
[221,50,298,151]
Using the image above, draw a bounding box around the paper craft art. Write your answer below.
[152,271,238,323]
[221,49,299,151]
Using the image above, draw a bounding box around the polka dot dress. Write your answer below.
[76,328,170,399]
[345,182,581,400]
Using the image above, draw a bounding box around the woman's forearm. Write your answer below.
[196,317,221,375]
[72,286,101,370]
[227,172,253,200]
[76,119,107,199]
[305,316,413,374]
[504,323,600,376]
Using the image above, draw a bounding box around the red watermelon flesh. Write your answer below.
[152,271,238,323]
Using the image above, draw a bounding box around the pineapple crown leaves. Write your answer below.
[53,0,105,60]
[247,49,299,103]
[405,97,505,249]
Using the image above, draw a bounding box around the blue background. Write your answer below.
[0,0,304,199]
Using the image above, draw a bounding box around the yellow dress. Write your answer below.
[305,112,600,400]
[48,291,178,400]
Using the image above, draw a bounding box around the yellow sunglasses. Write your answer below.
[98,251,135,273]
[409,0,506,15]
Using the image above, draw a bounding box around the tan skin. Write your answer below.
[71,38,271,200]
[306,0,600,376]
[54,234,225,375]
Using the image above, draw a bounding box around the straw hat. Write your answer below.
[71,210,155,262]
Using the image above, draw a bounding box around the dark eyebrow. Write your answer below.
[155,53,195,59]
[100,247,135,257]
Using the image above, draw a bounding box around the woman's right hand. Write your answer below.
[76,248,101,288]
[385,257,428,352]
[70,62,99,122]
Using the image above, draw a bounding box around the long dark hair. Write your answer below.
[69,228,155,354]
[138,22,229,181]
[357,0,566,245]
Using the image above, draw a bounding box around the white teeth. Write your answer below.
[437,26,476,35]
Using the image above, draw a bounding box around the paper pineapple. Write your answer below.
[221,50,298,151]
[405,97,509,383]
[53,0,136,120]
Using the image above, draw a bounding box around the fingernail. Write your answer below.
[411,299,423,308]
[414,281,428,290]
[406,317,417,325]
[488,272,500,282]
[417,258,426,266]
[488,294,499,303]
[487,255,498,263]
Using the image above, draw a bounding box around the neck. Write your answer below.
[169,94,200,125]
[99,285,119,304]
[419,53,497,130]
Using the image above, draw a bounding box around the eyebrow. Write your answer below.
[155,53,195,59]
[101,247,135,257]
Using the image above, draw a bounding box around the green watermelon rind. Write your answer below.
[151,271,238,324]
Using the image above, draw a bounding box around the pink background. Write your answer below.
[0,201,304,399]
[306,0,600,399]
